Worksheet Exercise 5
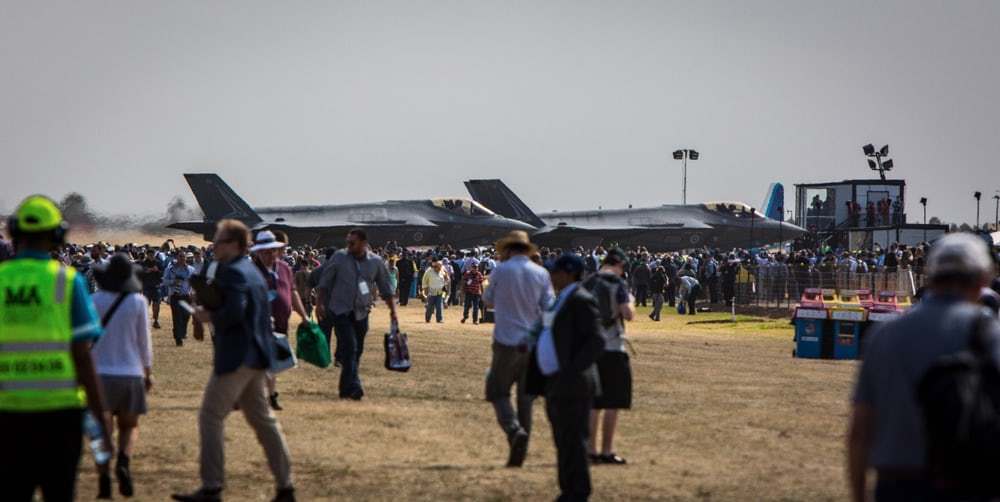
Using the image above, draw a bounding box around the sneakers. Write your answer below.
[591,453,627,465]
[269,392,283,411]
[116,453,134,497]
[171,488,222,502]
[153,320,161,329]
[461,317,467,324]
[506,428,529,467]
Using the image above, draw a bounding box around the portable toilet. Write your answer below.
[793,289,831,359]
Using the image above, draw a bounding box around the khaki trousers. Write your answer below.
[199,365,292,490]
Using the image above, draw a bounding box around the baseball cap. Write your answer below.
[927,233,993,280]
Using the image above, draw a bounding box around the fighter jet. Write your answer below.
[169,174,536,247]
[464,179,807,252]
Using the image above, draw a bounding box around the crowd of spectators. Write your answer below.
[2,233,996,318]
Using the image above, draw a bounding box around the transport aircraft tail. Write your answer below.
[761,183,785,221]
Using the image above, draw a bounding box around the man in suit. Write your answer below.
[527,254,606,502]
[173,219,295,502]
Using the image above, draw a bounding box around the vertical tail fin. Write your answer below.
[464,179,544,228]
[762,183,785,221]
[182,174,262,225]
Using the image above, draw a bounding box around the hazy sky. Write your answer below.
[3,1,999,224]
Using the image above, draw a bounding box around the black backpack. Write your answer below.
[582,272,621,329]
[917,312,1000,497]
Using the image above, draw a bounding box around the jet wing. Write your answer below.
[256,214,437,230]
[535,220,713,234]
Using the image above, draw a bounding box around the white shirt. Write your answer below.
[91,291,153,377]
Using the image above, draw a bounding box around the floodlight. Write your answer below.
[975,191,982,200]
[862,144,875,156]
[919,197,927,205]
[688,150,699,160]
[881,159,893,171]
[879,145,889,156]
[867,159,877,170]
[673,150,684,160]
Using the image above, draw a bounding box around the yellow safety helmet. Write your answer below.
[7,195,68,243]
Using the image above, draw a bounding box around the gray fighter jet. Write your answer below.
[464,179,807,252]
[169,174,536,247]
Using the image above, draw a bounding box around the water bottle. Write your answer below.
[83,411,111,466]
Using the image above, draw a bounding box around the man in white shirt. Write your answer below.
[483,232,553,467]
[422,259,448,323]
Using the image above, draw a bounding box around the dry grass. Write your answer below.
[73,301,856,501]
[70,229,206,248]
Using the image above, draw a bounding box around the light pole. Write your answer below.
[749,207,756,250]
[919,197,927,242]
[672,149,699,205]
[974,191,982,229]
[993,193,999,231]
[862,144,893,181]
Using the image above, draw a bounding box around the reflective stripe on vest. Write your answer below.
[0,258,86,411]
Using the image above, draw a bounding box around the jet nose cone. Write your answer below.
[508,218,538,233]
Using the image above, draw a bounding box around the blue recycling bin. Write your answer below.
[794,308,829,359]
[830,309,867,360]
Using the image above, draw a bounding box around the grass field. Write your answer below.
[73,300,857,501]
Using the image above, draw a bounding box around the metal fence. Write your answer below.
[704,267,927,309]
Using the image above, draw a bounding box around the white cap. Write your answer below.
[927,233,993,279]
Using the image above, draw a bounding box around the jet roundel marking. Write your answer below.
[690,234,701,245]
[413,232,424,242]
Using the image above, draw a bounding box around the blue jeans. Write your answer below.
[425,295,443,322]
[332,313,369,398]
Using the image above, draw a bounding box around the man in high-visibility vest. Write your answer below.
[0,195,110,502]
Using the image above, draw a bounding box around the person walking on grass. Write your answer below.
[649,266,668,321]
[483,231,553,467]
[526,254,605,501]
[163,252,195,346]
[314,229,397,401]
[422,258,448,323]
[251,230,309,411]
[172,219,296,502]
[139,248,164,329]
[0,196,111,502]
[582,248,635,466]
[461,262,485,324]
[92,253,153,499]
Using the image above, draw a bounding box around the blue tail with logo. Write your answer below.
[762,183,785,221]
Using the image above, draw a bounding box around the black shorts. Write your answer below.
[593,351,632,410]
[143,287,161,302]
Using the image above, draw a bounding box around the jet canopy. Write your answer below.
[704,201,757,217]
[431,198,496,217]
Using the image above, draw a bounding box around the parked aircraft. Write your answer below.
[464,179,807,252]
[169,174,536,247]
